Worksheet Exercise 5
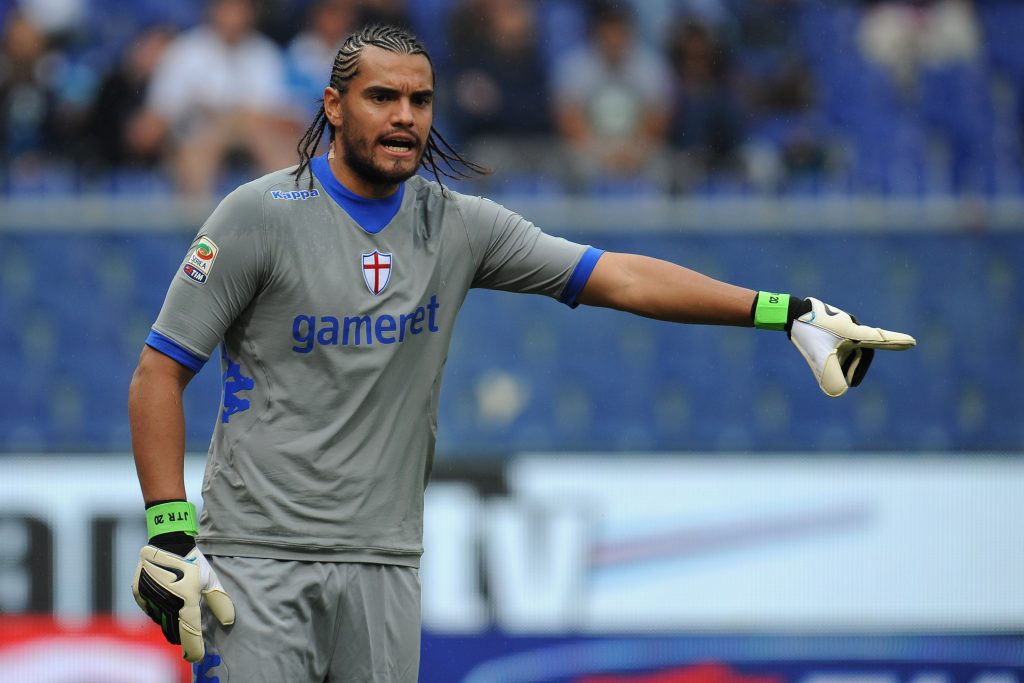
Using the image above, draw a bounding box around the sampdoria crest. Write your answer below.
[361,250,393,295]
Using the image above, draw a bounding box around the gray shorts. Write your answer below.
[193,557,421,683]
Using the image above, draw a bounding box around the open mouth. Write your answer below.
[380,136,417,155]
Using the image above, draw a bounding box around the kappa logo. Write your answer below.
[271,189,320,200]
[182,235,219,284]
[362,250,392,295]
[194,652,224,682]
[222,353,255,424]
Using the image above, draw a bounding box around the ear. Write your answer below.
[323,86,343,128]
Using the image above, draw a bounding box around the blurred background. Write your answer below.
[0,0,1022,680]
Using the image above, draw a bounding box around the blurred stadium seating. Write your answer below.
[0,0,1022,455]
[0,226,1019,454]
[2,0,1024,197]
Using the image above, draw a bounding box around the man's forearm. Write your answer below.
[578,252,757,326]
[128,347,192,503]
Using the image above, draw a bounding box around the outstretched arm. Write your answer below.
[578,252,757,326]
[576,251,915,397]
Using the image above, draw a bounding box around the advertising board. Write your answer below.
[1,454,1022,681]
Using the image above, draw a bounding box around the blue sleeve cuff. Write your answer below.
[560,246,604,309]
[145,330,207,373]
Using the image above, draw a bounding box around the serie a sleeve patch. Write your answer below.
[181,235,220,284]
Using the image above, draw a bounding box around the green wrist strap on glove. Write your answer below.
[753,291,792,331]
[145,500,198,540]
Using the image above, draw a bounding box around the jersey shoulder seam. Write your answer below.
[408,176,484,265]
[451,196,474,261]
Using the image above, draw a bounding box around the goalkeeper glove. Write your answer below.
[753,292,917,397]
[131,500,235,663]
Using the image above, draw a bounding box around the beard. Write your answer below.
[340,125,424,187]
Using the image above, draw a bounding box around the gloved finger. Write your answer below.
[849,348,874,387]
[136,593,176,642]
[845,325,916,350]
[204,587,236,626]
[179,602,205,663]
[818,351,851,398]
[192,550,236,626]
[840,345,857,377]
[131,564,146,612]
[135,568,187,643]
[136,597,165,633]
[802,298,916,350]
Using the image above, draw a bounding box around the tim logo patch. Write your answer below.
[362,250,392,295]
[182,235,219,284]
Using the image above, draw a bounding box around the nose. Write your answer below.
[392,98,415,127]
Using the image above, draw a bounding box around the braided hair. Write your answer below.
[293,24,488,189]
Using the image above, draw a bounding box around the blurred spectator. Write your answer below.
[858,0,982,93]
[747,56,825,185]
[17,0,84,37]
[734,0,803,58]
[728,0,827,190]
[625,0,735,48]
[665,19,744,190]
[256,0,312,45]
[0,2,11,34]
[449,0,550,138]
[551,0,673,192]
[78,24,174,171]
[357,0,412,29]
[285,0,356,121]
[132,0,299,196]
[0,11,64,168]
[447,0,559,186]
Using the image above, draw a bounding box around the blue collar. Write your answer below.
[311,154,405,234]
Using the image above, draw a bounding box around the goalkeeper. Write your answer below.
[129,23,914,682]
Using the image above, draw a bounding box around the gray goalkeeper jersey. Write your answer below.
[147,155,602,566]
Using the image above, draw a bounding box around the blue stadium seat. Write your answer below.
[917,64,999,193]
[103,168,175,196]
[0,372,51,451]
[536,0,588,70]
[491,172,568,198]
[405,0,453,64]
[6,164,80,195]
[978,1,1024,83]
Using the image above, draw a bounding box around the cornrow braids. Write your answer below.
[293,23,489,191]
